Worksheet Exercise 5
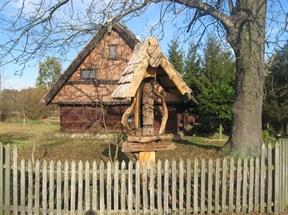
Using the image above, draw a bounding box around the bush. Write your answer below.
[262,130,277,145]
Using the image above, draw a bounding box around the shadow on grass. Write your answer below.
[102,144,130,162]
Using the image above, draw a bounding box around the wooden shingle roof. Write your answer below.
[112,37,195,102]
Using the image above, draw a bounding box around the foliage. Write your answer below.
[263,43,288,135]
[262,130,277,145]
[198,82,233,125]
[0,87,58,121]
[183,42,202,94]
[167,39,185,75]
[166,36,235,133]
[196,37,234,129]
[36,57,62,89]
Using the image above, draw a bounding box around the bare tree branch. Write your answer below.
[149,0,234,30]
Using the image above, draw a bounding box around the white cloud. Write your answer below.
[1,76,31,90]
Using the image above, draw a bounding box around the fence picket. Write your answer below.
[186,159,191,214]
[248,158,254,213]
[92,161,98,211]
[42,161,48,214]
[149,161,155,213]
[179,160,184,212]
[135,161,140,214]
[27,161,33,215]
[193,159,199,215]
[107,161,112,213]
[200,159,206,214]
[157,160,162,214]
[286,140,288,205]
[56,161,62,215]
[274,143,280,214]
[12,146,17,214]
[0,144,3,213]
[207,159,213,215]
[214,158,220,214]
[49,161,54,215]
[114,161,119,211]
[221,158,228,213]
[267,144,273,213]
[63,161,69,214]
[78,161,83,215]
[279,140,283,210]
[281,140,285,210]
[236,158,242,213]
[85,161,90,212]
[229,158,235,213]
[70,161,76,215]
[164,160,169,214]
[120,161,126,213]
[20,160,25,215]
[35,161,40,214]
[142,162,148,214]
[172,160,176,211]
[254,157,260,212]
[242,158,248,213]
[4,145,10,215]
[128,161,133,213]
[260,145,266,213]
[99,161,105,213]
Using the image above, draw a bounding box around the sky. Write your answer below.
[0,0,287,90]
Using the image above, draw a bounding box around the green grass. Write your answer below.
[0,121,59,146]
[175,134,228,147]
[0,121,224,161]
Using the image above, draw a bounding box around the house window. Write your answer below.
[81,69,96,79]
[108,45,117,59]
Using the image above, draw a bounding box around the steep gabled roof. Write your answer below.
[112,37,196,102]
[42,22,139,105]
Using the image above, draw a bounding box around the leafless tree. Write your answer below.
[0,0,287,155]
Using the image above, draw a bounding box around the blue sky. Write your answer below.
[0,1,287,90]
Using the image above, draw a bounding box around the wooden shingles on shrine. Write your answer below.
[112,37,195,156]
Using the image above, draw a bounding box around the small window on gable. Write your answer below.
[81,69,96,79]
[108,45,117,60]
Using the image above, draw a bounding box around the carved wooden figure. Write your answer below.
[112,37,196,165]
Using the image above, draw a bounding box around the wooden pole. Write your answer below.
[139,79,155,166]
[134,88,141,135]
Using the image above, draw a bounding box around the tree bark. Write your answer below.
[230,0,266,156]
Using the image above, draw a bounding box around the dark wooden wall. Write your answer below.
[60,104,189,134]
[60,105,128,132]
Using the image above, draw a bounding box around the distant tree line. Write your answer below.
[0,57,61,121]
[168,37,288,137]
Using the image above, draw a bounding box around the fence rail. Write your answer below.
[0,140,288,214]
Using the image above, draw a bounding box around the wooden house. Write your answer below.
[43,23,195,133]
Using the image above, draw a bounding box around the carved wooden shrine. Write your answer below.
[112,37,194,164]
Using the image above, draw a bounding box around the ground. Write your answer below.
[0,121,226,162]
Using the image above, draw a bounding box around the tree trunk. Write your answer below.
[231,0,266,156]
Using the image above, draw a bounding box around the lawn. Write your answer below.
[0,121,225,162]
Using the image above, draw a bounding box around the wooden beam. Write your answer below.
[120,98,136,133]
[154,86,168,135]
[122,141,176,153]
[133,89,141,130]
[127,134,173,143]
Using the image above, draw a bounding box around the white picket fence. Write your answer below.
[0,140,288,214]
